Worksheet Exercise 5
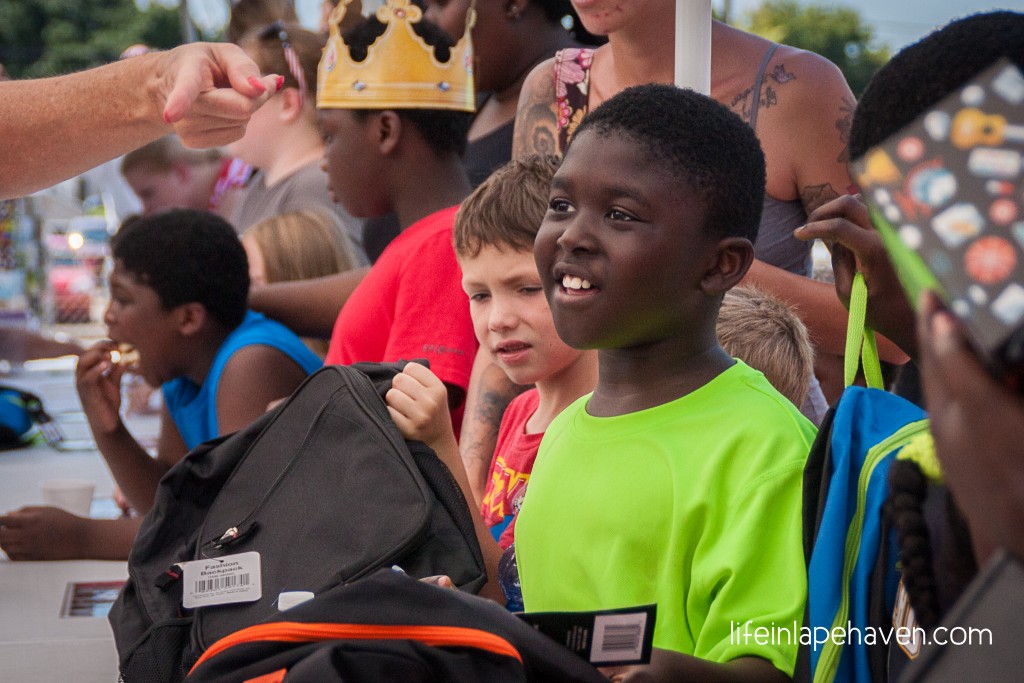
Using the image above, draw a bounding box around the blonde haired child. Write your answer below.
[243,210,359,357]
[717,286,815,408]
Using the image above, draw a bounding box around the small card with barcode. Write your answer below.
[181,551,262,609]
[516,604,656,666]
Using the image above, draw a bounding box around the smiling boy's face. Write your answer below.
[534,128,716,351]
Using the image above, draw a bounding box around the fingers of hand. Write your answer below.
[161,52,208,125]
[175,123,250,149]
[804,193,870,224]
[419,575,455,589]
[210,43,277,96]
[916,291,1003,413]
[168,84,274,147]
[393,369,444,406]
[796,216,875,257]
[401,362,441,389]
[76,341,116,372]
[386,404,414,437]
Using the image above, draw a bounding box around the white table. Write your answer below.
[0,358,156,683]
[0,561,125,682]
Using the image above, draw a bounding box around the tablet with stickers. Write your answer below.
[852,57,1024,381]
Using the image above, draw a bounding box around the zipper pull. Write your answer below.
[212,522,258,549]
[154,564,183,591]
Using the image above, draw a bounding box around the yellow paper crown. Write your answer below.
[317,0,475,112]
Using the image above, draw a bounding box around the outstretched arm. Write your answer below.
[458,348,525,507]
[0,509,141,561]
[742,258,908,363]
[248,268,369,339]
[0,42,280,199]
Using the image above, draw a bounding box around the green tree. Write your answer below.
[739,0,890,97]
[0,0,184,79]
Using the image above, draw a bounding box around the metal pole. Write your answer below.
[674,0,712,94]
[180,0,198,44]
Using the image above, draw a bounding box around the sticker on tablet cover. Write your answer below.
[932,203,984,248]
[965,236,1017,285]
[851,58,1024,371]
[992,284,1024,326]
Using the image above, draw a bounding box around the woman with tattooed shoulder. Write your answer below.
[512,3,911,411]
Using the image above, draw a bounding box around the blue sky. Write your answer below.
[175,0,1024,54]
[717,1,1024,51]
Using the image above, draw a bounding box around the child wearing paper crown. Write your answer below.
[314,0,478,434]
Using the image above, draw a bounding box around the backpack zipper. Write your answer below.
[813,418,930,683]
[189,622,522,673]
[196,400,332,557]
[198,367,429,558]
[192,366,435,650]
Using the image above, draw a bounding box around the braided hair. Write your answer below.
[885,459,977,630]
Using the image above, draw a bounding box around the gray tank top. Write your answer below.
[748,44,812,277]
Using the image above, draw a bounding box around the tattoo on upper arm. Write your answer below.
[460,382,527,465]
[835,95,855,164]
[801,183,841,213]
[771,63,796,84]
[729,62,795,122]
[512,76,559,157]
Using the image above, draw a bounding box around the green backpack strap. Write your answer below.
[844,272,884,390]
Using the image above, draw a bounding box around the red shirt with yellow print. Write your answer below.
[481,389,543,549]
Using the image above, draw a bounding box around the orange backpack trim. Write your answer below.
[243,669,287,683]
[192,622,523,674]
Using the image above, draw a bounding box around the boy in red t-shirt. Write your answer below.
[385,155,598,605]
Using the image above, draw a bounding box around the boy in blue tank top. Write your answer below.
[0,209,320,562]
[515,84,817,682]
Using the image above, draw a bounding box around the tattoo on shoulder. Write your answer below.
[729,62,795,121]
[835,95,855,164]
[513,76,559,157]
[771,63,796,85]
[513,104,558,156]
[730,86,755,121]
[801,183,841,213]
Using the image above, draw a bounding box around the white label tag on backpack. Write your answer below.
[181,551,262,609]
[516,603,656,666]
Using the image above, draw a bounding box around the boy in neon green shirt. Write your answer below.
[515,84,816,682]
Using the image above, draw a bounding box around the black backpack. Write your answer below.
[109,362,487,683]
[187,567,608,683]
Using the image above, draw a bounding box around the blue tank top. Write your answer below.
[162,311,321,449]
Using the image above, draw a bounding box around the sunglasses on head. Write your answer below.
[259,21,308,109]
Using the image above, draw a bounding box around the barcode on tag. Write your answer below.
[181,551,261,609]
[194,572,250,595]
[591,612,647,663]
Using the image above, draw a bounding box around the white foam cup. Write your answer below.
[41,479,95,517]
